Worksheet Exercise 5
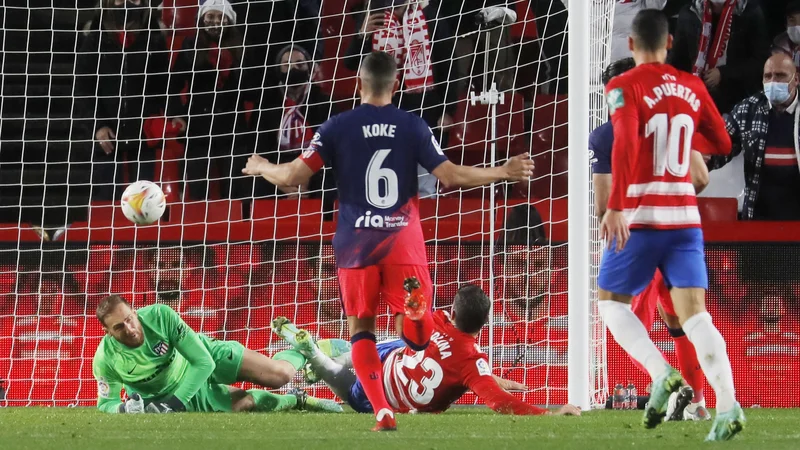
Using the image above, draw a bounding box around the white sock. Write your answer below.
[598,300,671,380]
[682,312,736,413]
[308,347,357,401]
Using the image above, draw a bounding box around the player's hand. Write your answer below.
[120,393,145,414]
[554,404,582,416]
[242,154,269,176]
[600,209,630,252]
[703,68,721,89]
[360,13,385,37]
[95,126,116,155]
[502,153,535,182]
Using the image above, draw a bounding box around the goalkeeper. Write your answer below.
[92,295,342,414]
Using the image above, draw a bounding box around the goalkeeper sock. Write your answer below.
[247,389,297,412]
[273,349,306,371]
[401,310,434,350]
[598,300,670,380]
[669,328,705,403]
[682,312,736,413]
[351,331,392,417]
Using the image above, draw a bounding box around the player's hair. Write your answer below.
[360,51,398,94]
[602,58,636,86]
[96,295,131,327]
[630,9,669,52]
[452,284,491,334]
[788,1,800,17]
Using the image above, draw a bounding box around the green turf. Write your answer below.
[0,407,797,450]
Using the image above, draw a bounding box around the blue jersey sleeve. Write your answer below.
[414,119,449,173]
[589,122,613,175]
[301,117,337,171]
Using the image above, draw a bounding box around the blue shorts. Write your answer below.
[597,228,708,296]
[348,339,406,413]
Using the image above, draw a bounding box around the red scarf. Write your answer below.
[372,4,434,93]
[692,0,736,76]
[279,94,314,151]
[208,42,233,89]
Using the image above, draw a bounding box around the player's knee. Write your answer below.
[276,363,295,387]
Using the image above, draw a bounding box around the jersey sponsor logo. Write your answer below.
[606,88,625,114]
[152,341,169,356]
[476,358,492,377]
[354,210,409,229]
[97,377,110,398]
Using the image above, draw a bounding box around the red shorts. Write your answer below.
[338,264,433,318]
[631,269,676,330]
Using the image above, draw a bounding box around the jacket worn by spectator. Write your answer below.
[669,0,770,114]
[344,1,457,130]
[708,93,800,220]
[74,16,170,200]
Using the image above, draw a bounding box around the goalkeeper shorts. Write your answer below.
[202,337,246,385]
[598,228,708,296]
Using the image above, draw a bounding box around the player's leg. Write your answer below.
[661,228,743,440]
[382,265,434,350]
[340,266,396,431]
[598,230,682,428]
[628,276,663,375]
[204,337,299,389]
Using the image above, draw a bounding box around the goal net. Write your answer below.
[0,0,614,408]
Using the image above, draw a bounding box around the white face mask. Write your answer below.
[788,26,800,45]
[709,0,727,5]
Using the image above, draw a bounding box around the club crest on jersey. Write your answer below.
[152,341,169,356]
[606,88,625,114]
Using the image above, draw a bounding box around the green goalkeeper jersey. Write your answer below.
[92,304,216,413]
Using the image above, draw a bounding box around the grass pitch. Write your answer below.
[1,407,797,450]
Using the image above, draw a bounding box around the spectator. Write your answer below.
[708,53,800,220]
[168,0,256,200]
[74,0,172,200]
[669,0,770,114]
[344,1,457,135]
[530,0,568,93]
[609,1,668,63]
[256,44,337,198]
[772,1,800,70]
[760,0,793,41]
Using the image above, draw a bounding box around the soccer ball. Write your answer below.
[120,181,166,225]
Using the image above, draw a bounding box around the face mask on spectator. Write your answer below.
[788,26,800,45]
[205,25,223,40]
[764,80,793,105]
[709,0,727,5]
[282,68,311,86]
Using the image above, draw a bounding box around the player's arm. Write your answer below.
[431,156,533,189]
[93,357,129,413]
[708,113,743,171]
[689,150,709,194]
[589,126,612,219]
[464,357,551,415]
[158,304,216,411]
[242,155,315,188]
[492,375,528,392]
[696,85,733,156]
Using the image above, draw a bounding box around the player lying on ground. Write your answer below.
[243,51,534,431]
[598,9,743,441]
[273,283,581,416]
[92,295,342,414]
[592,57,710,422]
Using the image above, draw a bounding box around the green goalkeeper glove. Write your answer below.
[118,393,145,414]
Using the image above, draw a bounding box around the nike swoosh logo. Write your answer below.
[128,365,137,375]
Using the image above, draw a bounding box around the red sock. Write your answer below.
[402,310,434,350]
[673,333,705,402]
[351,332,392,418]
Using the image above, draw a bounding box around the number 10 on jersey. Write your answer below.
[645,113,694,177]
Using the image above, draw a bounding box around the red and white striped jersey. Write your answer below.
[605,63,731,229]
[382,311,547,415]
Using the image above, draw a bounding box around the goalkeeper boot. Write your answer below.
[705,402,745,441]
[372,408,397,432]
[302,362,320,384]
[272,316,303,348]
[289,388,343,413]
[403,277,427,321]
[666,385,693,421]
[642,368,683,429]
